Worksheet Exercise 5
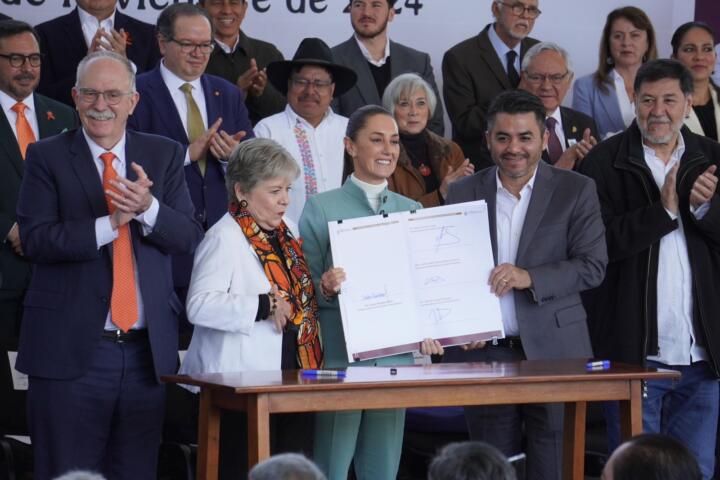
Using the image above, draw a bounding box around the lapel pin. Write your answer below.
[214,91,220,96]
[46,111,55,121]
[571,126,577,133]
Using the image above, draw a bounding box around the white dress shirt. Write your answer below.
[488,23,521,75]
[84,130,159,331]
[254,105,348,223]
[643,134,707,365]
[77,5,115,49]
[354,34,390,67]
[495,168,537,336]
[547,107,567,151]
[0,90,39,142]
[611,69,636,129]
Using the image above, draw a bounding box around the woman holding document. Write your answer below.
[299,105,444,480]
[179,138,322,477]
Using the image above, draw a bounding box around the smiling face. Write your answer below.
[350,0,395,40]
[346,113,400,184]
[492,0,538,46]
[235,176,292,230]
[487,111,547,184]
[72,57,138,150]
[519,49,572,115]
[609,17,649,69]
[202,0,247,46]
[393,87,430,135]
[674,27,717,83]
[635,77,691,147]
[0,32,41,102]
[287,65,335,127]
[158,14,213,82]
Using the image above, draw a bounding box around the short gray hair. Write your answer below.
[521,41,575,76]
[248,453,326,480]
[382,73,437,117]
[225,138,300,201]
[75,50,136,91]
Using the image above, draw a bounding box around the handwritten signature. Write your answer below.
[434,226,460,251]
[361,285,389,301]
[424,275,447,286]
[427,307,452,324]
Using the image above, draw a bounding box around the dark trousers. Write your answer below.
[448,344,563,480]
[28,337,165,480]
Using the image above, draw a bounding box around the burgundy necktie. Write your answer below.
[545,117,564,165]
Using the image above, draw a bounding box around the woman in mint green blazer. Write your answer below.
[299,105,443,480]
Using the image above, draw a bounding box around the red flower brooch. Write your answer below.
[46,111,55,121]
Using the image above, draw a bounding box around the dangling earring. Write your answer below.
[239,199,248,208]
[606,56,614,66]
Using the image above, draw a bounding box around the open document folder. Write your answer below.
[328,200,504,363]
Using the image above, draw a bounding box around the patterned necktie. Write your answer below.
[100,152,138,332]
[506,50,520,88]
[11,103,36,160]
[179,83,206,176]
[545,117,564,165]
[293,119,318,197]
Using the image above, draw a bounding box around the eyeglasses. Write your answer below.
[290,77,334,92]
[167,37,215,54]
[496,1,542,19]
[0,53,42,68]
[524,71,570,86]
[75,88,134,105]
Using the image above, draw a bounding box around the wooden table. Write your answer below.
[164,360,678,480]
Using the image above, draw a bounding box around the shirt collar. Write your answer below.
[354,34,390,67]
[642,131,686,165]
[77,5,115,30]
[548,107,562,125]
[160,59,203,93]
[215,33,241,54]
[488,22,521,62]
[83,128,127,163]
[495,165,538,197]
[285,103,332,129]
[0,90,33,115]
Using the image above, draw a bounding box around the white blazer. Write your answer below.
[684,85,720,141]
[179,213,298,392]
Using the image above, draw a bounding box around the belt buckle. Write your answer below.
[114,329,124,344]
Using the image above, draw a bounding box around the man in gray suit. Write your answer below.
[331,0,444,135]
[445,90,607,480]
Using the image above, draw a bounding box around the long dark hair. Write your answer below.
[341,105,395,182]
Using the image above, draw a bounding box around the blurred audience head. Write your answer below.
[491,0,541,46]
[248,453,326,480]
[0,20,42,101]
[671,21,717,85]
[348,0,396,40]
[602,434,701,480]
[198,0,248,45]
[428,441,517,480]
[157,3,214,81]
[520,41,574,114]
[382,72,437,135]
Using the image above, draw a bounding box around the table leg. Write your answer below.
[247,393,271,468]
[562,401,587,480]
[197,388,221,480]
[620,379,643,440]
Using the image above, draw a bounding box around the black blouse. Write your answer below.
[693,97,718,142]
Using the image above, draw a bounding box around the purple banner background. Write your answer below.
[696,0,720,35]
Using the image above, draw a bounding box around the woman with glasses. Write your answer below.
[572,6,657,139]
[672,22,720,141]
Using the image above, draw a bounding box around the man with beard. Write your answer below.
[199,0,286,125]
[255,37,357,224]
[331,0,444,135]
[579,59,720,479]
[445,90,606,480]
[443,0,540,170]
[0,20,77,344]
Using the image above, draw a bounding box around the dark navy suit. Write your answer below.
[16,129,203,479]
[128,66,254,294]
[36,8,161,106]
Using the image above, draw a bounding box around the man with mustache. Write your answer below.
[331,0,444,135]
[445,90,607,480]
[443,0,540,170]
[254,37,357,224]
[0,20,77,347]
[579,59,720,479]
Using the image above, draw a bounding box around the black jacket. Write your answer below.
[578,122,720,375]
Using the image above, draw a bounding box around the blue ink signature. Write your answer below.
[361,285,388,301]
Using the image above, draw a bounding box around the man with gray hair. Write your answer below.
[15,50,202,480]
[249,453,326,480]
[518,42,598,169]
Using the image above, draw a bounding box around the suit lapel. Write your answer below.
[147,68,188,143]
[517,162,554,260]
[560,107,578,147]
[69,130,108,219]
[344,37,381,105]
[0,109,23,177]
[477,27,511,90]
[201,74,221,126]
[474,168,499,264]
[598,86,624,133]
[66,9,90,64]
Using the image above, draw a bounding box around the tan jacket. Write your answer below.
[388,130,466,207]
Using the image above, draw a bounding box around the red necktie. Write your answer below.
[545,117,564,165]
[100,152,138,332]
[11,103,36,160]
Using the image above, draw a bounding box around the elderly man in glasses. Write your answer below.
[128,3,253,313]
[254,37,357,224]
[518,42,598,170]
[443,0,541,170]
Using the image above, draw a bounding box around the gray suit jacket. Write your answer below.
[446,162,607,360]
[331,36,444,135]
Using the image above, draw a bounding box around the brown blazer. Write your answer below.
[388,130,466,207]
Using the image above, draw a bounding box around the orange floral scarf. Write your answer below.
[230,201,323,369]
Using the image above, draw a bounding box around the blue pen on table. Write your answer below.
[302,369,347,378]
[586,360,611,371]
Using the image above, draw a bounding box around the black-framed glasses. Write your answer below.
[167,37,214,54]
[524,71,570,86]
[76,88,134,105]
[0,53,42,68]
[290,77,334,92]
[497,1,542,19]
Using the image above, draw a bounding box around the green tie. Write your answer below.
[180,83,206,176]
